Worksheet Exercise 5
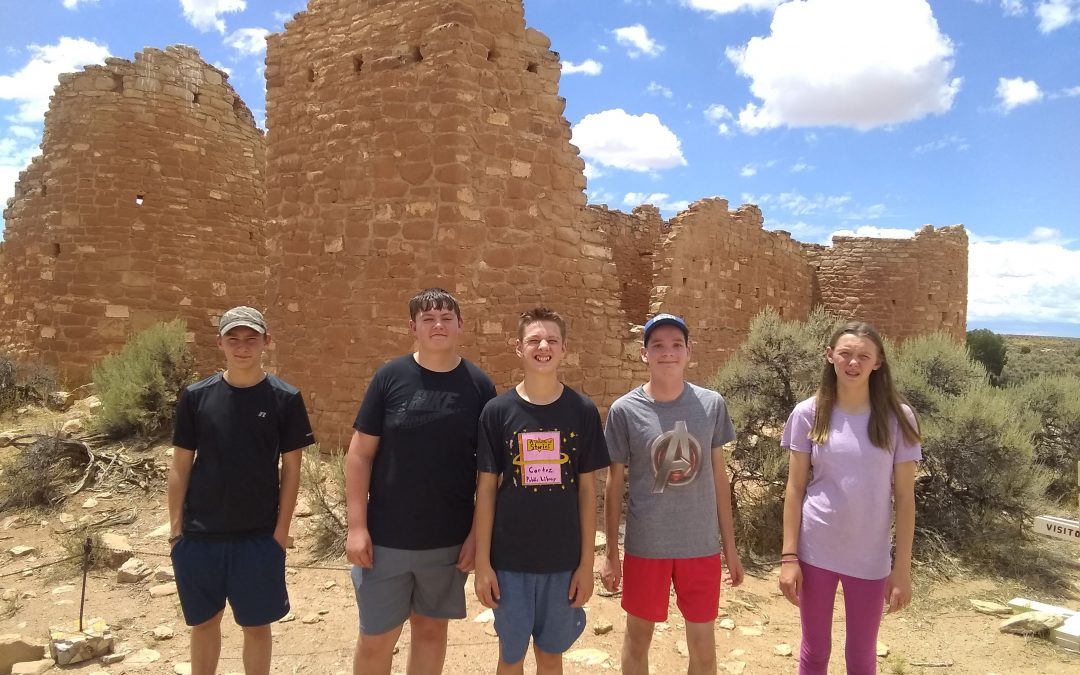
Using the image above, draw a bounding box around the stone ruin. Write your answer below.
[0,0,968,447]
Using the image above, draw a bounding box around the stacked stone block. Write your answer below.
[0,46,267,383]
[265,0,636,446]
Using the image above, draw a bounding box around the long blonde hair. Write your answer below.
[810,321,921,450]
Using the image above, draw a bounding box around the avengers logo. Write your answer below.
[649,420,702,493]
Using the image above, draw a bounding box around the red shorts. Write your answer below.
[621,553,722,623]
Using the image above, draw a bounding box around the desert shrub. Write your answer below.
[999,336,1080,385]
[0,353,57,412]
[966,328,1007,381]
[1013,375,1080,503]
[301,449,347,560]
[710,306,837,552]
[91,320,195,438]
[1018,345,1032,354]
[0,434,89,512]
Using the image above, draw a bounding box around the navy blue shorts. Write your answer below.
[493,570,586,664]
[170,535,288,627]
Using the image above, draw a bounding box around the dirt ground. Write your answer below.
[1,409,1079,674]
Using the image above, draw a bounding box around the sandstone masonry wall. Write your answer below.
[0,46,267,383]
[265,0,636,446]
[805,225,969,342]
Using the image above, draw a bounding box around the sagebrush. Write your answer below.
[91,320,195,438]
[0,353,57,413]
[300,449,348,560]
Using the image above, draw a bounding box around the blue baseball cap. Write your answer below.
[643,313,689,345]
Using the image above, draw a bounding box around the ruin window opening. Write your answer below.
[682,277,687,286]
[526,62,539,74]
[941,312,947,321]
[353,55,364,73]
[248,231,254,241]
[192,91,201,105]
[40,184,47,197]
[111,74,124,93]
[51,243,60,257]
[754,287,760,298]
[408,47,423,64]
[737,284,742,294]
[135,194,144,206]
[487,48,497,62]
[307,67,316,83]
[779,306,785,317]
[927,293,933,301]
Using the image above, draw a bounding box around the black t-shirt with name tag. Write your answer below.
[477,386,611,573]
[354,355,497,550]
[172,373,314,539]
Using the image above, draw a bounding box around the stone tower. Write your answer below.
[265,0,637,445]
[0,46,268,383]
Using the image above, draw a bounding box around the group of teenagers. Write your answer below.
[166,288,922,675]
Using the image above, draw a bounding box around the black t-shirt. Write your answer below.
[354,355,497,550]
[172,373,314,539]
[477,386,611,573]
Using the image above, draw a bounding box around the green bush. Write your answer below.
[300,448,347,560]
[91,320,195,438]
[1013,376,1080,504]
[966,328,1008,380]
[892,332,986,418]
[0,354,57,412]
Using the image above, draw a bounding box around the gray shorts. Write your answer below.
[350,544,467,635]
[493,570,586,664]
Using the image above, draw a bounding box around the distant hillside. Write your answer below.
[1000,334,1080,385]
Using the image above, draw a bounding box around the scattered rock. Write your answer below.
[1000,611,1065,636]
[74,396,101,412]
[293,499,313,518]
[472,609,494,623]
[970,599,1013,617]
[876,641,889,657]
[317,608,330,616]
[117,558,151,583]
[101,652,125,664]
[61,418,84,437]
[149,583,177,598]
[279,613,296,623]
[728,649,746,658]
[49,618,114,665]
[174,663,193,675]
[99,533,133,568]
[151,625,174,641]
[1,589,16,601]
[0,634,47,674]
[594,530,607,552]
[564,648,610,666]
[149,523,171,538]
[50,585,74,595]
[721,661,747,674]
[81,498,98,510]
[676,640,689,657]
[301,614,321,625]
[122,648,160,665]
[738,626,763,637]
[322,581,336,590]
[592,619,613,636]
[11,659,53,674]
[718,618,736,630]
[0,432,17,448]
[9,546,35,558]
[154,566,175,582]
[774,643,793,657]
[47,391,73,411]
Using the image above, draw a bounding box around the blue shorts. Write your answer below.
[493,570,586,664]
[171,535,288,627]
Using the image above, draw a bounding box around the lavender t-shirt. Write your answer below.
[781,397,922,580]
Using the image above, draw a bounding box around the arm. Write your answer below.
[344,430,379,568]
[600,463,626,592]
[713,444,743,587]
[456,472,479,572]
[778,450,811,606]
[473,471,500,608]
[886,460,917,613]
[569,470,598,607]
[167,448,195,543]
[273,450,302,551]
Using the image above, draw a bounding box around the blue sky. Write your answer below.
[1,0,1078,336]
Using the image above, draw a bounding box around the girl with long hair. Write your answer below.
[778,321,922,675]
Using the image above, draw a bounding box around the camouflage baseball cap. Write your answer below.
[219,306,267,336]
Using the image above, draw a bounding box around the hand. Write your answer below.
[723,547,744,587]
[569,564,594,608]
[778,561,801,607]
[474,564,500,609]
[346,528,374,569]
[272,529,290,554]
[457,529,476,573]
[885,566,912,613]
[600,554,621,593]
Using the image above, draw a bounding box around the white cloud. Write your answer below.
[572,109,687,172]
[763,219,829,239]
[790,161,814,172]
[969,228,1080,325]
[684,0,784,12]
[830,225,915,239]
[997,0,1027,16]
[740,165,757,177]
[62,0,100,8]
[913,133,969,154]
[624,192,691,213]
[273,10,294,23]
[1063,86,1080,97]
[583,162,604,180]
[562,59,603,76]
[1036,0,1080,31]
[613,25,665,58]
[0,133,41,212]
[996,76,1044,111]
[646,81,673,98]
[0,38,111,123]
[776,192,852,216]
[179,0,246,34]
[704,104,734,136]
[211,62,233,77]
[727,0,961,132]
[225,28,270,56]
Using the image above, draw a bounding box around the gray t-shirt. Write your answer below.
[604,382,736,559]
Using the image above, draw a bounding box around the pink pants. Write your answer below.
[798,561,887,675]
